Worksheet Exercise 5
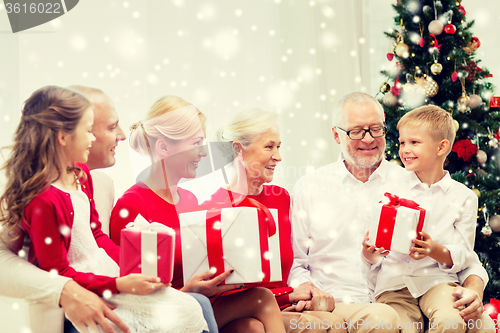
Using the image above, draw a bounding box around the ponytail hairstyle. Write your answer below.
[129,95,206,159]
[0,85,91,236]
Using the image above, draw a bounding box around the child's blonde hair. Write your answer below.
[397,105,455,154]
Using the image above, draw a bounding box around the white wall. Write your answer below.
[0,0,499,201]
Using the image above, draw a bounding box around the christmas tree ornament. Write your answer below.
[423,76,439,97]
[482,225,492,236]
[468,94,482,109]
[463,37,480,55]
[452,72,458,82]
[476,168,487,177]
[453,119,459,132]
[387,40,397,61]
[383,92,398,106]
[489,97,500,111]
[489,215,500,232]
[457,95,469,112]
[457,5,466,16]
[395,42,410,58]
[460,61,477,83]
[428,20,444,35]
[422,5,432,17]
[431,62,443,75]
[452,139,478,161]
[444,24,456,34]
[476,150,487,164]
[418,24,425,47]
[489,138,499,149]
[379,82,391,94]
[391,77,401,96]
[471,188,481,197]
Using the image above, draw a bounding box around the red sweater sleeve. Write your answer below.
[110,190,146,245]
[23,192,118,296]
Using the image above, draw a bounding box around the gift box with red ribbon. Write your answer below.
[120,215,176,283]
[179,196,281,285]
[484,298,500,333]
[490,97,500,110]
[368,192,427,254]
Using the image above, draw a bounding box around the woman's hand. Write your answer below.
[181,269,242,297]
[116,274,170,295]
[362,231,389,264]
[294,288,335,312]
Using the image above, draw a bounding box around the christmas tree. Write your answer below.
[378,0,500,300]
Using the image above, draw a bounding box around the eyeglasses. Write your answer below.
[336,126,387,140]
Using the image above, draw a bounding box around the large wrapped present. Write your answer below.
[368,192,427,254]
[179,197,281,285]
[120,215,176,283]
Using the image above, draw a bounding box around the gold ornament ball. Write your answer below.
[431,62,443,75]
[453,119,459,132]
[476,150,487,164]
[457,95,470,112]
[476,168,487,177]
[468,94,482,109]
[424,77,439,97]
[472,188,481,197]
[428,20,444,35]
[395,42,410,58]
[489,215,500,232]
[379,82,391,93]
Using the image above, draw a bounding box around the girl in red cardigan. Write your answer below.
[0,86,207,333]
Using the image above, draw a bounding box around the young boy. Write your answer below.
[361,105,490,333]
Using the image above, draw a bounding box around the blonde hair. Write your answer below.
[397,105,455,151]
[332,92,384,128]
[218,108,278,155]
[129,95,205,156]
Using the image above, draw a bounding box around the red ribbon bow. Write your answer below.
[376,193,426,251]
[204,194,277,284]
[429,34,441,51]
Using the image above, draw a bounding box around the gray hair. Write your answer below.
[218,108,278,154]
[332,92,384,128]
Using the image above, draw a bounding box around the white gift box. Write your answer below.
[179,206,281,285]
[368,197,427,254]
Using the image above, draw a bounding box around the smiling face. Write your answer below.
[333,101,385,172]
[86,93,126,170]
[240,127,282,188]
[64,107,96,164]
[163,126,207,181]
[398,125,442,174]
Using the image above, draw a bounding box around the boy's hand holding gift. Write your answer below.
[362,231,389,265]
[410,231,453,267]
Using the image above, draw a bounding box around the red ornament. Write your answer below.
[452,72,458,82]
[490,97,500,110]
[387,53,394,61]
[452,139,478,162]
[472,36,481,48]
[483,299,500,333]
[391,77,401,96]
[419,37,424,47]
[444,24,456,34]
[457,5,466,16]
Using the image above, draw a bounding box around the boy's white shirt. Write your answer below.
[365,170,480,299]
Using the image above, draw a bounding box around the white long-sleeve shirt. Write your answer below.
[366,171,479,298]
[289,154,488,304]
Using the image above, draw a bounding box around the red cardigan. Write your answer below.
[205,185,294,310]
[22,163,121,296]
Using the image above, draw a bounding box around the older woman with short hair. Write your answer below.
[206,108,346,333]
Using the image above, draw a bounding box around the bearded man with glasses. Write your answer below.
[288,92,489,333]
